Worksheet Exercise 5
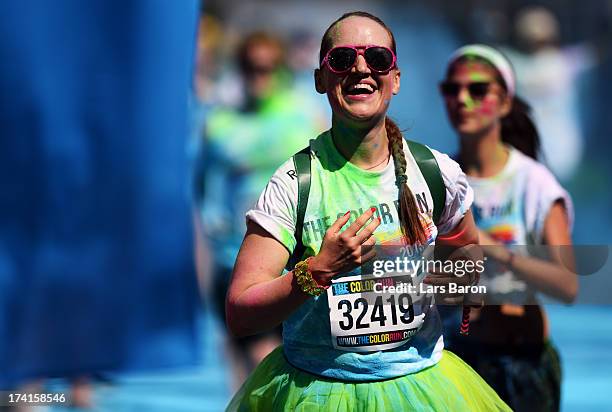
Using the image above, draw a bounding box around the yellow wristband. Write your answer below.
[294,257,328,297]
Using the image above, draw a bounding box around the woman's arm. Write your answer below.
[226,209,380,337]
[426,210,483,305]
[226,221,309,337]
[436,209,479,248]
[480,200,578,303]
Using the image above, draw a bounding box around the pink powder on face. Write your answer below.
[445,59,510,135]
[478,96,497,115]
[451,62,502,115]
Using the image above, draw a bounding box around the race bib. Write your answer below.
[327,273,430,352]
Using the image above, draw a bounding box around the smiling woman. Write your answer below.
[314,14,401,133]
[224,12,511,412]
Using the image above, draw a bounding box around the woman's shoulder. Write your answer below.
[402,142,469,203]
[512,148,575,238]
[511,148,564,189]
[410,144,473,234]
[411,144,464,187]
[263,130,330,190]
[269,157,301,191]
[428,147,460,172]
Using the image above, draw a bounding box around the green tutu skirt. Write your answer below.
[227,347,511,411]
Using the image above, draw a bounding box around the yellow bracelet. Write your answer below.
[294,257,328,297]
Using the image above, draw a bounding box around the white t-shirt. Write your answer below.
[469,146,574,302]
[245,130,473,381]
[247,131,473,255]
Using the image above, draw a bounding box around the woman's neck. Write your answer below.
[459,123,509,178]
[331,116,390,170]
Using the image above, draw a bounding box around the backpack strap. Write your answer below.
[406,140,446,225]
[288,139,446,269]
[288,145,311,268]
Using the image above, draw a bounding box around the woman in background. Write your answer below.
[439,44,577,412]
[196,31,326,389]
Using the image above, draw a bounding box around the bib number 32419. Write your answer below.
[327,274,427,352]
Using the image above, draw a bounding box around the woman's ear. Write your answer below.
[500,93,513,117]
[392,69,401,95]
[314,68,326,94]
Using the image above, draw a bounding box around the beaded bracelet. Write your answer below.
[294,257,329,297]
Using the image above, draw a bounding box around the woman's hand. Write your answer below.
[478,229,513,264]
[309,207,381,286]
[508,201,577,303]
[424,243,484,305]
[426,211,482,305]
[227,209,381,337]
